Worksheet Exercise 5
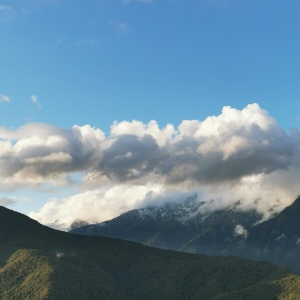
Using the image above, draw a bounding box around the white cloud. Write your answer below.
[0,94,11,102]
[29,183,163,230]
[0,103,299,226]
[0,103,297,190]
[233,224,248,238]
[31,94,42,109]
[0,123,105,189]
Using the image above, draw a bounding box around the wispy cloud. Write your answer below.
[0,5,14,21]
[76,38,99,47]
[53,38,63,49]
[122,0,153,4]
[0,5,11,11]
[31,94,42,109]
[22,0,61,15]
[109,21,131,36]
[0,94,11,102]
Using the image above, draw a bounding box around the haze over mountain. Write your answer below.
[2,205,300,299]
[71,195,300,274]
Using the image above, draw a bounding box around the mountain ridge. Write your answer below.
[71,195,300,274]
[71,195,262,251]
[1,205,299,299]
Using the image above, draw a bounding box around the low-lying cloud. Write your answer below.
[234,225,248,239]
[0,103,299,228]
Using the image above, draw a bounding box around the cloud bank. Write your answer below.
[0,103,299,228]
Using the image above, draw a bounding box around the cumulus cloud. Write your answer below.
[0,123,105,189]
[0,103,299,227]
[0,94,11,102]
[102,103,298,188]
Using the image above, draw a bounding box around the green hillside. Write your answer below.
[0,206,299,300]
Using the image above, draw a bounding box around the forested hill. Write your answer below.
[0,206,300,299]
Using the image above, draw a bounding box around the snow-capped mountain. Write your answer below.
[71,194,262,252]
[71,195,300,274]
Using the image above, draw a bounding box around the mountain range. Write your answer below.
[1,205,300,299]
[71,195,300,274]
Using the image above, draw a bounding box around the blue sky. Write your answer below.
[1,0,300,130]
[1,0,300,228]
